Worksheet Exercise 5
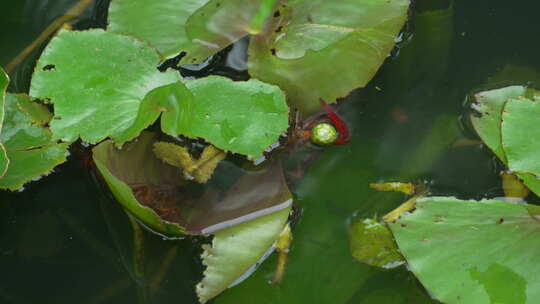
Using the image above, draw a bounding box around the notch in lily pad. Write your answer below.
[122,76,289,160]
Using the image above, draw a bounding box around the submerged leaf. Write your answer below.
[93,132,292,236]
[30,29,180,144]
[349,218,404,268]
[389,197,540,304]
[0,94,68,190]
[197,207,290,303]
[153,141,226,183]
[249,0,410,114]
[501,171,529,198]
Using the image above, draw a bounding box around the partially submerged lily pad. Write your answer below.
[389,197,540,304]
[30,29,180,144]
[349,218,404,268]
[197,207,291,303]
[124,78,289,159]
[0,94,69,190]
[92,131,292,236]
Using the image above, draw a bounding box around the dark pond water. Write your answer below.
[1,0,540,303]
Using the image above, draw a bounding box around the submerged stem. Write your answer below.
[4,0,94,73]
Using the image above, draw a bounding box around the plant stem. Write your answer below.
[127,212,149,304]
[4,0,94,73]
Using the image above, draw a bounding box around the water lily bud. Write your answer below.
[310,123,338,145]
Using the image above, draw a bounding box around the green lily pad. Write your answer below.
[501,97,540,176]
[125,78,289,159]
[389,197,540,304]
[0,67,8,177]
[0,94,68,190]
[30,29,180,144]
[92,131,292,236]
[107,0,210,59]
[182,77,288,159]
[197,207,291,303]
[248,0,410,114]
[470,86,527,161]
[349,218,404,268]
[470,86,540,195]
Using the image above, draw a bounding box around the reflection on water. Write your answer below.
[1,0,540,303]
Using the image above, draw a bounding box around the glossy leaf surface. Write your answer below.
[249,0,410,114]
[30,29,180,144]
[197,207,290,303]
[182,77,288,159]
[0,94,68,190]
[93,132,292,236]
[128,78,289,159]
[389,197,540,304]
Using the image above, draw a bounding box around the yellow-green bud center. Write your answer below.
[310,123,338,145]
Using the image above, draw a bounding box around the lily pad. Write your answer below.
[197,207,291,303]
[501,97,540,176]
[470,86,527,161]
[0,94,69,190]
[248,0,410,114]
[107,0,210,59]
[0,68,8,177]
[125,78,289,159]
[389,197,540,304]
[182,77,288,159]
[30,29,180,144]
[470,86,540,195]
[92,131,292,236]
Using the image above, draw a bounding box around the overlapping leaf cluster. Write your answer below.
[470,86,540,195]
[1,0,410,302]
[0,70,69,190]
[108,0,409,114]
